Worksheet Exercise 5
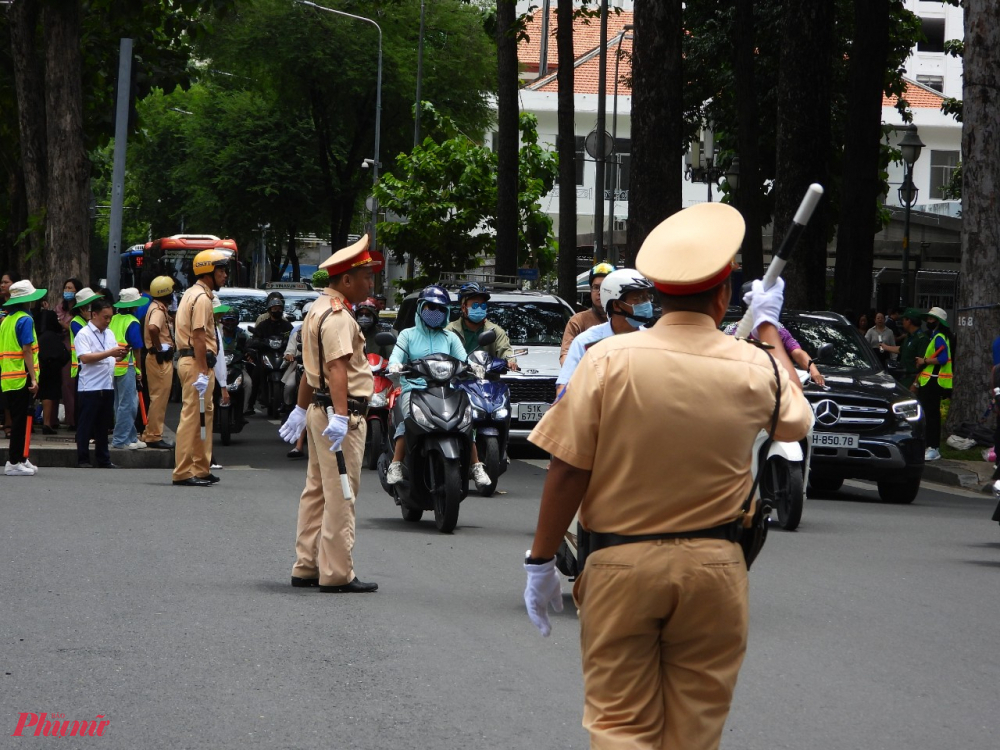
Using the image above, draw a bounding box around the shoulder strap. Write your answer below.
[742,350,782,516]
[316,307,336,393]
[186,289,209,348]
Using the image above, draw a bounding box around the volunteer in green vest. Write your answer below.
[880,308,929,392]
[110,287,146,450]
[1,279,44,476]
[916,306,952,462]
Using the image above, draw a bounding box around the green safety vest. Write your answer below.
[108,313,140,377]
[917,332,953,389]
[0,310,39,392]
[69,314,87,378]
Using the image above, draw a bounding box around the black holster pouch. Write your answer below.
[576,523,591,572]
[155,348,175,364]
[206,351,217,369]
[312,392,332,409]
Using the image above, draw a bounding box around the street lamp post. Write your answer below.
[684,127,727,202]
[606,24,633,263]
[897,125,925,308]
[295,0,382,252]
[725,157,740,207]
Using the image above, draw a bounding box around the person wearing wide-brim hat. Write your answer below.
[141,277,177,450]
[0,280,46,476]
[916,305,953,461]
[279,233,382,593]
[521,203,814,748]
[108,288,146,451]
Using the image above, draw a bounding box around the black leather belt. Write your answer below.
[177,349,217,367]
[177,349,195,357]
[584,521,742,557]
[312,393,369,417]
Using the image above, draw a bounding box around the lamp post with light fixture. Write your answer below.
[684,127,728,202]
[897,125,924,308]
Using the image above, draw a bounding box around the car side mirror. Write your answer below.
[375,331,397,347]
[814,343,835,364]
[477,329,497,347]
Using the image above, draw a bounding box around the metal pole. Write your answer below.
[593,0,609,262]
[539,0,551,78]
[608,29,627,260]
[413,0,426,148]
[106,38,133,296]
[901,165,912,308]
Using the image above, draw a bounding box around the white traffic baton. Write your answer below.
[327,406,354,501]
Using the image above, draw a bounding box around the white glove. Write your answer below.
[523,554,563,637]
[387,362,404,374]
[193,373,210,395]
[160,343,171,352]
[744,277,785,334]
[279,405,308,444]
[322,412,350,452]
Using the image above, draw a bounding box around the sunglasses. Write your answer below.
[423,303,446,312]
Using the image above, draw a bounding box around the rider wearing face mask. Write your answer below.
[356,297,392,358]
[444,282,520,372]
[385,285,492,488]
[556,269,653,396]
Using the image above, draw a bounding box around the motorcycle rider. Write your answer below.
[444,282,519,371]
[560,262,615,364]
[557,269,653,396]
[356,297,392,358]
[385,284,491,488]
[249,291,293,411]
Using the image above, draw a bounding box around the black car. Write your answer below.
[780,311,925,504]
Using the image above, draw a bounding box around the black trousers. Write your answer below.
[5,385,30,464]
[918,378,945,450]
[76,389,114,466]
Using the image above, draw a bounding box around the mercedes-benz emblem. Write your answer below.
[813,399,841,427]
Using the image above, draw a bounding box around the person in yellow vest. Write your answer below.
[109,288,146,450]
[172,249,229,487]
[141,276,176,450]
[279,235,380,592]
[916,306,952,461]
[1,279,44,476]
[69,287,102,427]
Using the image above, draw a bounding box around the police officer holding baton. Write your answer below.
[522,203,813,749]
[280,236,380,593]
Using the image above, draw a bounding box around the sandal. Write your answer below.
[287,448,305,459]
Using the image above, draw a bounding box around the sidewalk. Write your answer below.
[922,458,996,492]
[0,427,177,468]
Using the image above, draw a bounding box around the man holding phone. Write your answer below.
[75,299,128,468]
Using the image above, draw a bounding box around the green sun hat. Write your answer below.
[113,287,144,309]
[72,287,103,309]
[3,280,47,306]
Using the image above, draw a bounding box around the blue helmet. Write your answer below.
[458,281,491,302]
[418,284,450,308]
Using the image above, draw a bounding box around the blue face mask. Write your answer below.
[626,301,654,329]
[63,292,75,301]
[420,307,447,329]
[466,303,487,323]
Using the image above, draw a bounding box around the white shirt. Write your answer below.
[557,321,615,386]
[75,322,117,391]
[214,326,227,387]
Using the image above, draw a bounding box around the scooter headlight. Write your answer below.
[411,403,434,430]
[493,406,509,420]
[458,404,473,431]
[227,375,243,392]
[426,359,457,382]
[892,399,922,423]
[269,336,283,349]
[369,390,387,408]
[473,407,486,421]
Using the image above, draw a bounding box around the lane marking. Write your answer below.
[518,459,549,470]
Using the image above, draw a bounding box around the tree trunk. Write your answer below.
[42,0,90,296]
[832,0,890,317]
[625,0,682,267]
[733,0,763,282]
[8,0,47,272]
[494,0,519,278]
[556,0,577,302]
[946,0,1000,431]
[772,0,833,310]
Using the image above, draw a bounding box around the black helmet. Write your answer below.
[265,291,285,309]
[458,282,490,302]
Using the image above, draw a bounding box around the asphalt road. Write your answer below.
[3,412,999,749]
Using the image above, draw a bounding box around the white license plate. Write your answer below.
[517,403,551,422]
[811,432,859,449]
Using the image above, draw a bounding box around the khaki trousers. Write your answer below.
[292,405,366,586]
[574,538,749,750]
[172,358,215,482]
[142,357,173,443]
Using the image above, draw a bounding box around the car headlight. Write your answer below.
[411,403,434,430]
[369,390,387,408]
[458,404,473,430]
[493,406,509,420]
[892,399,922,422]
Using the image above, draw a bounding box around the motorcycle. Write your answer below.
[252,331,290,419]
[364,352,393,471]
[213,352,247,446]
[456,350,511,496]
[373,329,496,533]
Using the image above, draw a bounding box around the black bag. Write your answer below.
[739,350,782,570]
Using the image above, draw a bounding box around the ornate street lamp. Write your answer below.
[684,127,729,202]
[897,126,925,307]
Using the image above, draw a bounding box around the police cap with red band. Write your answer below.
[636,203,744,296]
[319,234,384,276]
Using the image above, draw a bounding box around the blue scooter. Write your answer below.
[457,349,511,497]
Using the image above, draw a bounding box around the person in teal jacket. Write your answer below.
[386,284,491,488]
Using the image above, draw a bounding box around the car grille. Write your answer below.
[506,377,557,405]
[806,393,890,430]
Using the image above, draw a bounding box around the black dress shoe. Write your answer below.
[319,577,378,593]
[198,473,221,484]
[173,477,212,487]
[291,576,320,588]
[77,462,94,469]
[42,426,57,435]
[99,463,120,469]
[145,441,174,450]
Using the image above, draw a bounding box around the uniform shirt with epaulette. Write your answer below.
[301,288,372,399]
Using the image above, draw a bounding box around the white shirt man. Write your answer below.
[74,301,126,468]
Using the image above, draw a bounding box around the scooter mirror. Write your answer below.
[375,330,397,347]
[477,329,497,347]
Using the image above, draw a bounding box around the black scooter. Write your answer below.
[374,329,496,533]
[213,351,247,446]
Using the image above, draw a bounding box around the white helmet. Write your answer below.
[600,268,653,315]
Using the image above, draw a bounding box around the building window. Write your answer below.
[574,136,586,185]
[917,17,946,53]
[916,75,944,92]
[929,150,960,199]
[604,138,631,199]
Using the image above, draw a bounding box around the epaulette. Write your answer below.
[328,296,344,312]
[741,337,775,350]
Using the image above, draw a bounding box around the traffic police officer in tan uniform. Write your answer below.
[280,235,380,593]
[522,203,813,749]
[141,276,176,449]
[172,249,229,487]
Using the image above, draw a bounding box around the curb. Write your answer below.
[1,441,174,469]
[922,460,994,492]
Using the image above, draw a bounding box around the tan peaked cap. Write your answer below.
[319,234,383,274]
